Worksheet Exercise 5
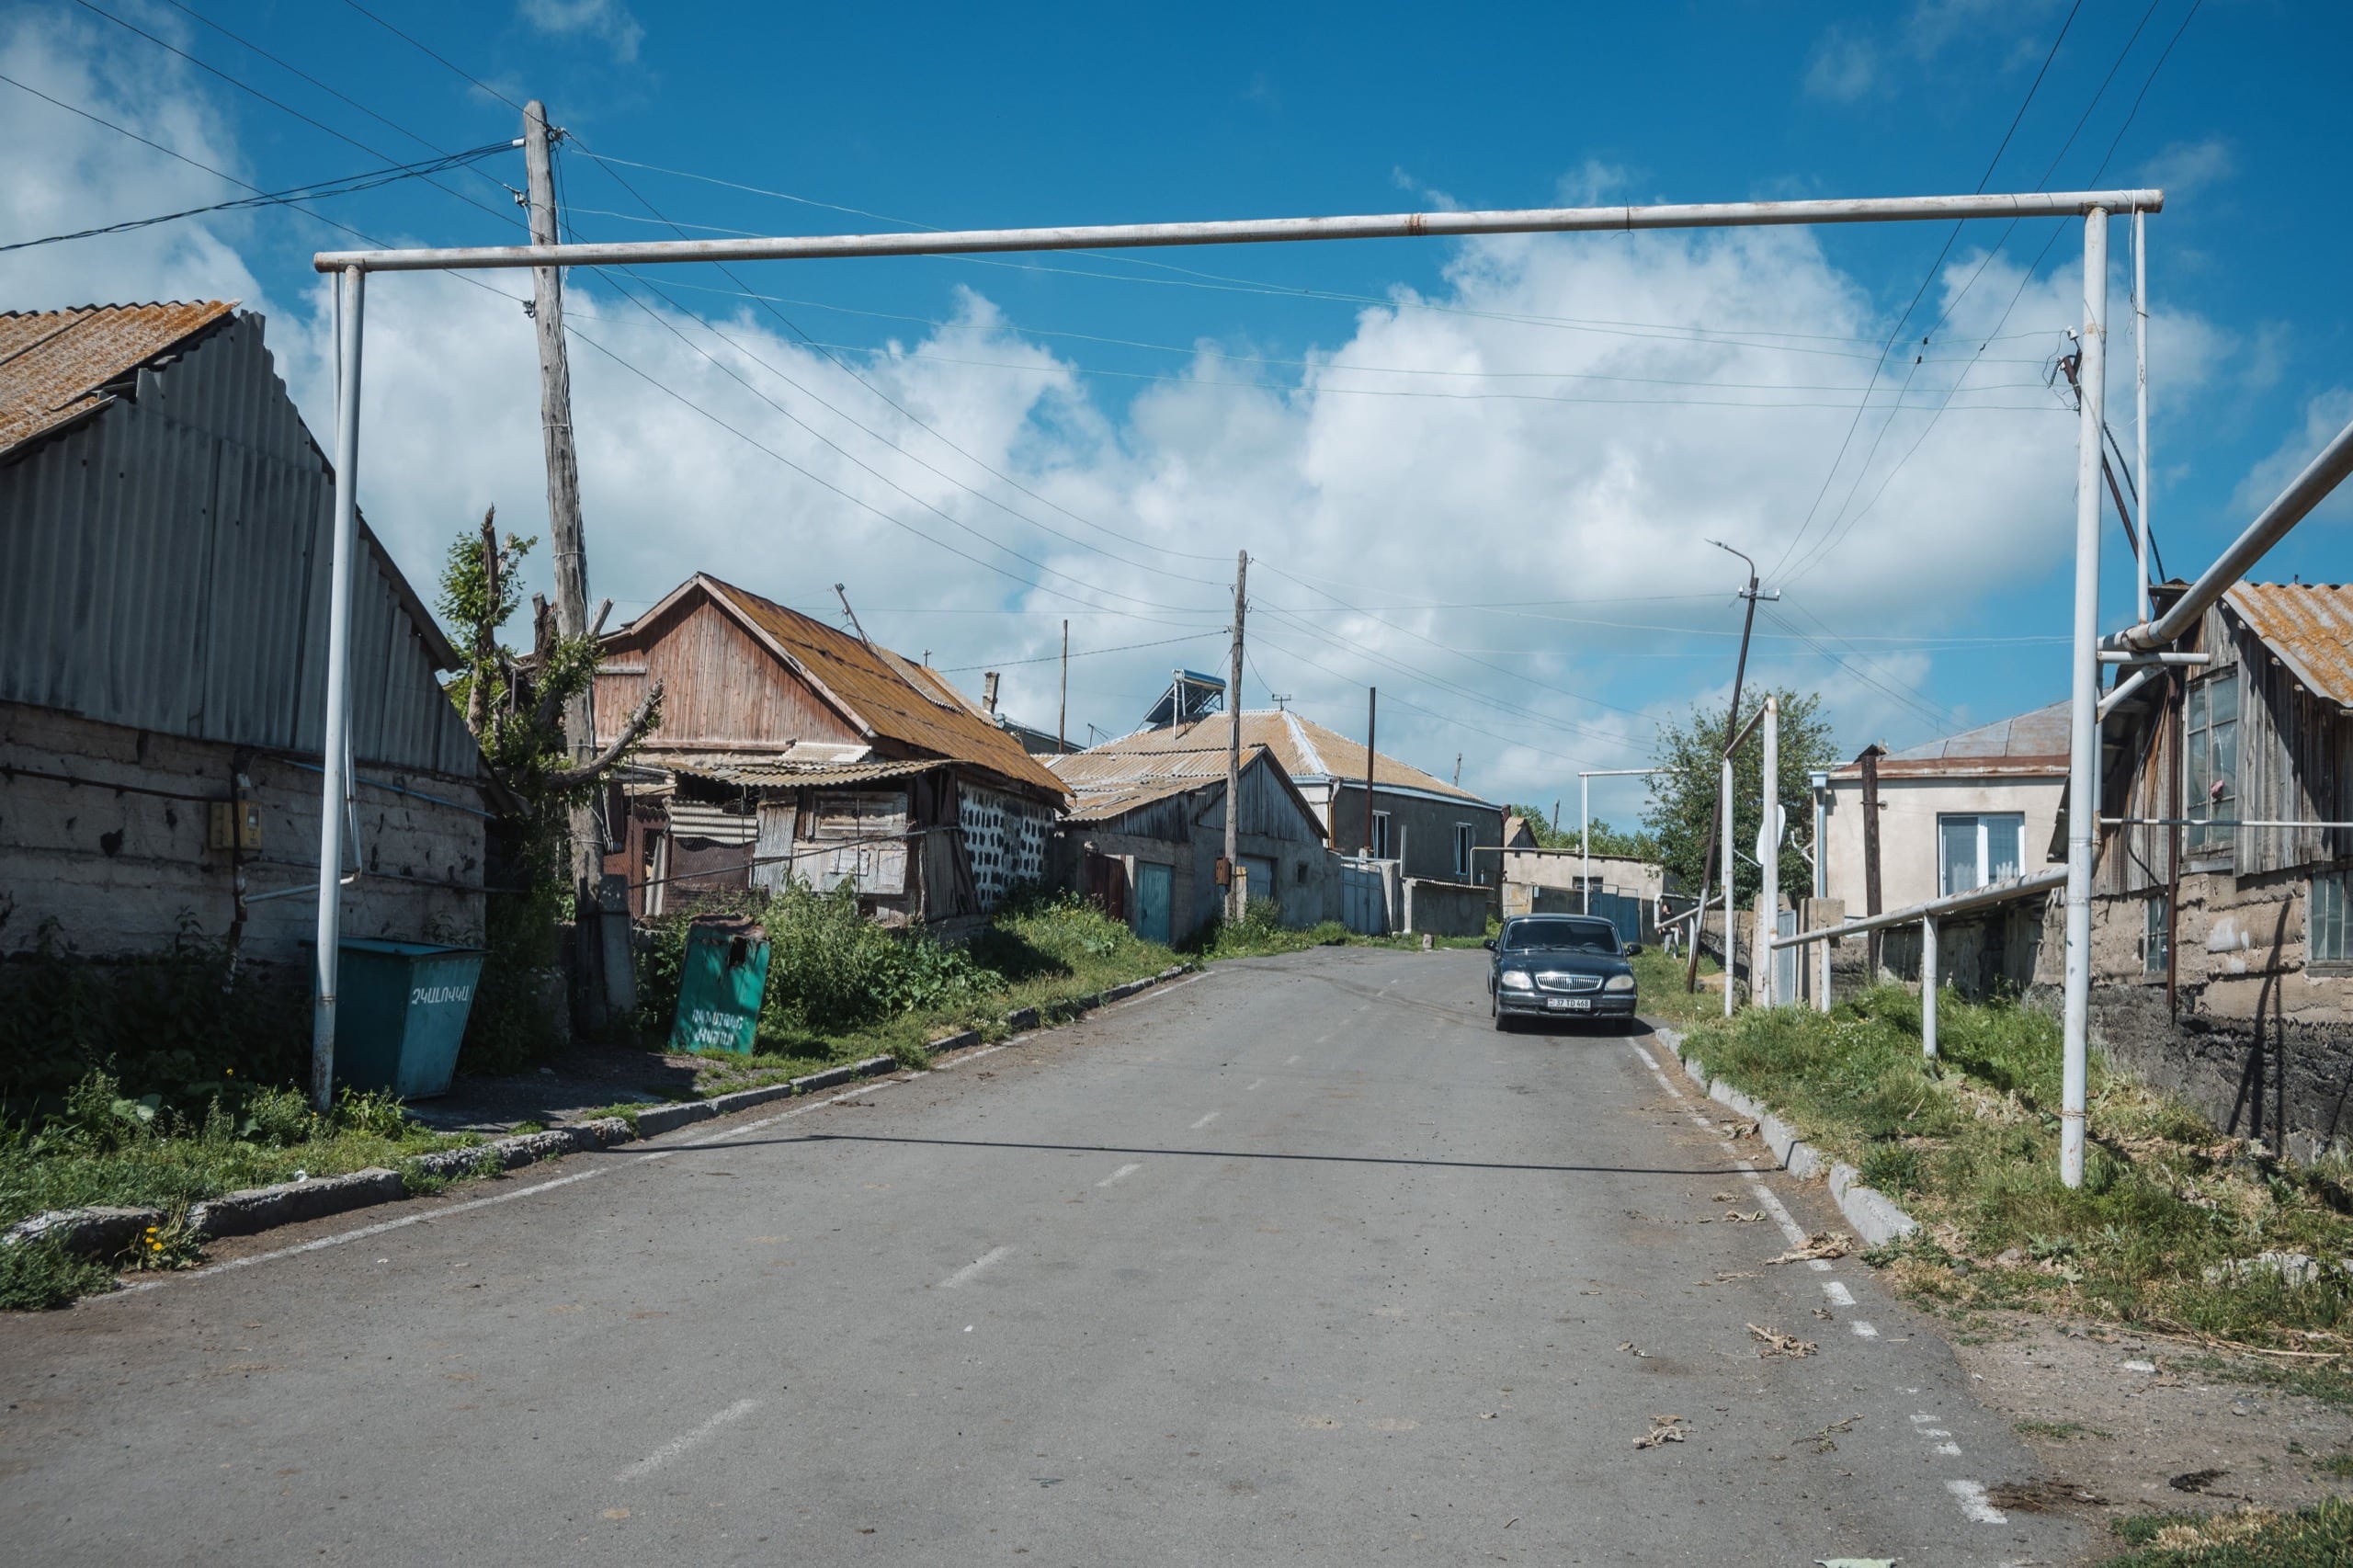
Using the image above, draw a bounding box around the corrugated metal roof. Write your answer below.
[0,308,479,779]
[2224,583,2353,709]
[0,301,237,458]
[1049,744,1265,822]
[647,756,944,791]
[696,575,1068,801]
[1833,700,2071,778]
[1091,709,1495,806]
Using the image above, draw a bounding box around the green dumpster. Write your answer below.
[329,939,489,1099]
[670,917,770,1055]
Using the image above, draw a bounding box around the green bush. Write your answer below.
[457,881,568,1075]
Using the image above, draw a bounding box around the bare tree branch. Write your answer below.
[540,679,664,791]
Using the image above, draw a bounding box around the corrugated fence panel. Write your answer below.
[0,312,478,780]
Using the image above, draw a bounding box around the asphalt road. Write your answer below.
[0,947,2084,1565]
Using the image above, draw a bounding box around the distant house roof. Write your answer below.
[2222,582,2353,709]
[1101,709,1497,809]
[1048,743,1324,832]
[618,574,1068,801]
[1832,699,2072,780]
[1,301,238,459]
[1503,813,1537,848]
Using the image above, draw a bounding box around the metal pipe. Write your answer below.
[313,264,365,1113]
[2098,666,2157,720]
[1771,869,2068,949]
[1760,696,1779,1007]
[1921,914,1939,1061]
[2061,212,2109,1189]
[313,189,2165,275]
[1722,756,1736,1019]
[2097,650,2208,665]
[2134,208,2152,628]
[1581,772,1589,917]
[1812,772,1832,1014]
[2111,409,2353,652]
[2097,817,2353,830]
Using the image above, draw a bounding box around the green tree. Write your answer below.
[1508,803,1658,858]
[1643,687,1836,907]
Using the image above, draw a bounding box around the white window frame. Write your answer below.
[2186,669,2239,859]
[1370,811,1392,859]
[1453,823,1473,879]
[1937,812,2026,897]
[2313,869,2351,966]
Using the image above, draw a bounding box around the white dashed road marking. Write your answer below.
[1946,1479,2007,1524]
[938,1246,1012,1290]
[616,1399,759,1482]
[1823,1280,1857,1307]
[1190,1110,1221,1131]
[1245,1079,1265,1092]
[1097,1163,1142,1188]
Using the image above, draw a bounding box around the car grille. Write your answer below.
[1534,971,1603,994]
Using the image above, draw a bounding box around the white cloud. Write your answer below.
[2229,389,2353,526]
[517,0,643,63]
[2139,137,2236,199]
[1804,27,1880,102]
[4,20,2248,809]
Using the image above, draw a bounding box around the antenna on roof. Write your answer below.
[832,583,870,644]
[1270,692,1291,710]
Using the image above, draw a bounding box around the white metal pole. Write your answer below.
[1921,914,1939,1061]
[2133,208,2152,626]
[313,264,365,1112]
[1581,774,1590,916]
[2061,209,2109,1189]
[1813,777,1832,1014]
[1722,756,1737,1018]
[1760,696,1779,1007]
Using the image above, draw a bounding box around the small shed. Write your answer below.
[1046,744,1328,945]
[0,302,487,963]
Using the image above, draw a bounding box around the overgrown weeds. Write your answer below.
[2108,1499,2353,1564]
[1683,986,2353,1382]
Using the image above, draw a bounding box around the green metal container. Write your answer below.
[331,939,489,1099]
[670,917,770,1055]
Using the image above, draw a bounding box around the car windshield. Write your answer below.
[1502,918,1620,953]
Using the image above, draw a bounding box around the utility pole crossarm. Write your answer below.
[313,189,2163,273]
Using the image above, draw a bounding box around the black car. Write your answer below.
[1484,914,1641,1031]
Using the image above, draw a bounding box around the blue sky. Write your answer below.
[6,0,2347,825]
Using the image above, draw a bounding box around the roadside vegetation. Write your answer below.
[1679,984,2353,1390]
[1630,948,1729,1028]
[2107,1499,2353,1564]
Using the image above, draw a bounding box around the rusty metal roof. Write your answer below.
[2224,583,2353,709]
[0,301,238,458]
[689,575,1068,801]
[647,755,947,794]
[1089,709,1495,807]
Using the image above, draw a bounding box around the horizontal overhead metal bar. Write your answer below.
[1769,869,2067,950]
[2110,410,2353,652]
[2097,649,2209,665]
[313,188,2165,274]
[2098,817,2353,830]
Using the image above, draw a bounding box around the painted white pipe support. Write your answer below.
[2061,209,2109,1190]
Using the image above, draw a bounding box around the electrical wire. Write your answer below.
[932,630,1219,675]
[0,139,515,253]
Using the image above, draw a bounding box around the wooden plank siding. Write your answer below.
[595,597,863,752]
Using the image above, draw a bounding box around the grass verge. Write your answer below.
[2108,1500,2353,1564]
[1677,984,2353,1393]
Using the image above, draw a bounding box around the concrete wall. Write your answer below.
[1402,877,1489,937]
[3,699,486,962]
[1823,772,2063,914]
[1502,848,1665,902]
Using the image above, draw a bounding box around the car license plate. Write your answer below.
[1546,997,1591,1012]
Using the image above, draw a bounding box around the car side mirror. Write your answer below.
[1482,937,1496,950]
[1623,942,1643,958]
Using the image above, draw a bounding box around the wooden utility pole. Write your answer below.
[1686,542,1772,994]
[1860,743,1886,979]
[524,99,606,1031]
[1058,619,1068,753]
[1363,687,1378,857]
[1224,552,1247,919]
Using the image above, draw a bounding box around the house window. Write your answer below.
[1370,811,1392,859]
[2186,671,2239,856]
[2144,893,2169,977]
[1938,812,2025,895]
[1453,823,1473,879]
[2314,871,2351,964]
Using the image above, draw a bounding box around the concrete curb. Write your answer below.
[11,968,1196,1268]
[1654,1027,1919,1248]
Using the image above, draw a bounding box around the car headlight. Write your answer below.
[1604,973,1636,993]
[1500,970,1534,991]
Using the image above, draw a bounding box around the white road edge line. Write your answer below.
[1946,1479,2008,1525]
[117,971,1221,1297]
[938,1245,1011,1290]
[615,1399,759,1483]
[1190,1110,1221,1131]
[1097,1163,1142,1187]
